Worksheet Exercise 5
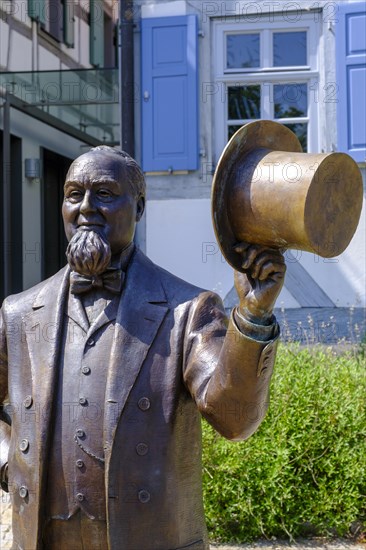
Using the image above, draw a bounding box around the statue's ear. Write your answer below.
[136,196,145,222]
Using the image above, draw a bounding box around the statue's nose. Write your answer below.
[79,191,97,214]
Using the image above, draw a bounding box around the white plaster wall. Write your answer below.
[146,199,233,298]
[7,31,32,71]
[0,20,10,68]
[146,198,303,307]
[11,108,85,161]
[0,2,95,72]
[291,169,366,307]
[145,188,366,307]
[39,46,61,71]
[11,0,30,26]
[60,41,77,65]
[141,1,186,18]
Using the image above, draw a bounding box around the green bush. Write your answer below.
[202,344,366,542]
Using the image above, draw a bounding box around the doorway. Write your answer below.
[0,132,23,303]
[41,148,73,279]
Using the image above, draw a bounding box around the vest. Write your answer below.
[46,290,120,520]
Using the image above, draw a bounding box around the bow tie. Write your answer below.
[70,268,124,295]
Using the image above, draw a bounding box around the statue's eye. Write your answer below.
[68,190,83,200]
[97,189,113,198]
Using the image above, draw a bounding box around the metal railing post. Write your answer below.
[119,0,135,157]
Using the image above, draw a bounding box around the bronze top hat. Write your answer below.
[212,120,363,272]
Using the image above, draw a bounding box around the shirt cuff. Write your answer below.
[233,307,279,342]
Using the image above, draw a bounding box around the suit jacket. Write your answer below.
[0,249,278,550]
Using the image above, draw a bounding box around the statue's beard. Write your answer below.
[66,229,111,276]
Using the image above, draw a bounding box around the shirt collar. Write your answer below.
[110,242,135,272]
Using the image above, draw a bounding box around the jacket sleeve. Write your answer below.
[183,291,279,441]
[0,305,11,491]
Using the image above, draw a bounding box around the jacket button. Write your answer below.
[23,396,33,409]
[76,459,84,468]
[136,443,148,456]
[19,486,28,499]
[79,397,88,406]
[76,429,85,438]
[82,366,91,375]
[138,489,150,503]
[19,439,29,452]
[76,493,84,502]
[138,397,150,411]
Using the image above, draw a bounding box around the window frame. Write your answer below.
[213,13,321,160]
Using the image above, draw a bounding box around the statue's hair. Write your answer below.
[89,145,146,201]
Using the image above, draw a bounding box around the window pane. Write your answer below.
[274,84,307,118]
[228,85,261,120]
[226,34,260,69]
[273,32,307,67]
[228,125,242,140]
[284,123,308,151]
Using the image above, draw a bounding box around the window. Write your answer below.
[44,0,63,42]
[27,0,74,47]
[104,12,117,68]
[213,13,320,158]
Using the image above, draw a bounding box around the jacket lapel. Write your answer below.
[103,249,169,452]
[22,265,70,538]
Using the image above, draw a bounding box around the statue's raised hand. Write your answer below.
[233,243,286,324]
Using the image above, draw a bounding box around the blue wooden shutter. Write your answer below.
[336,2,366,162]
[28,0,46,25]
[141,15,199,172]
[90,0,104,67]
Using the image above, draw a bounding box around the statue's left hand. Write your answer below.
[233,243,286,324]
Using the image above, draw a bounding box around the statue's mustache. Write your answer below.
[66,229,111,276]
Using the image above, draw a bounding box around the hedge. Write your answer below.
[202,344,366,542]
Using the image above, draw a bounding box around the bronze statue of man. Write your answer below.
[0,146,285,549]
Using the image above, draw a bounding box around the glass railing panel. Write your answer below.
[0,69,119,144]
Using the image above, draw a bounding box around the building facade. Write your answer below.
[0,0,119,297]
[1,0,366,342]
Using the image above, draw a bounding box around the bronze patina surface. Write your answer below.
[0,146,286,549]
[212,121,363,271]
